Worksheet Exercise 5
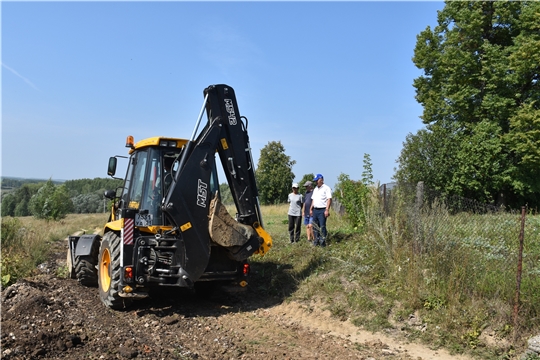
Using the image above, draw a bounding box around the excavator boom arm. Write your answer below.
[204,85,263,226]
[160,84,271,283]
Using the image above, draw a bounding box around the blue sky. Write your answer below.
[2,1,444,189]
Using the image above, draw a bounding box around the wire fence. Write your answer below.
[379,182,540,337]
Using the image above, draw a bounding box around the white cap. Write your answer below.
[292,183,299,188]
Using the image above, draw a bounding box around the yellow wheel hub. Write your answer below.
[100,248,111,291]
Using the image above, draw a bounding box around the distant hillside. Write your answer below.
[1,177,64,190]
[1,177,123,217]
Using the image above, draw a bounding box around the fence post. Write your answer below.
[513,205,526,342]
[413,181,424,254]
[415,181,424,210]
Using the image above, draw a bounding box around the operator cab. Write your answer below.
[107,136,220,228]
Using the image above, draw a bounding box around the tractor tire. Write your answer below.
[73,238,99,287]
[98,232,131,310]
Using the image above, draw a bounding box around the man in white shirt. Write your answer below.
[287,183,304,243]
[309,174,332,247]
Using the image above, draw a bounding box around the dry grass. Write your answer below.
[1,214,108,286]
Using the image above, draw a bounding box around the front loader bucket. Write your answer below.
[208,196,261,254]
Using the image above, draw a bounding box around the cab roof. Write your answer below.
[128,136,189,154]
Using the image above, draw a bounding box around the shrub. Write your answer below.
[333,173,371,230]
[29,180,74,221]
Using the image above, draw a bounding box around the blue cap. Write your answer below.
[313,174,323,181]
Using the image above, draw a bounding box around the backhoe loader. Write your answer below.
[67,84,272,309]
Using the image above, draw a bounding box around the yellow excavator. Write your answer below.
[67,84,272,309]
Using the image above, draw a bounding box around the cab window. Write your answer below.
[125,150,148,209]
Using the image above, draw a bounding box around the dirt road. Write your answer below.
[1,237,472,360]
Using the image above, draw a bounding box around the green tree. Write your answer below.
[255,141,296,205]
[72,192,105,213]
[67,178,123,213]
[1,194,16,217]
[64,178,123,196]
[396,1,540,206]
[298,173,315,196]
[29,180,55,219]
[29,180,74,221]
[1,183,42,217]
[395,123,459,190]
[506,102,540,205]
[334,173,369,230]
[50,185,74,219]
[1,177,125,216]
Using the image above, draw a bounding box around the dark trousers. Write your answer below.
[288,215,302,243]
[312,208,327,247]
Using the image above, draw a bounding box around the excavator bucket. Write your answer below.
[208,195,259,249]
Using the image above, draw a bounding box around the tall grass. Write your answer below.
[1,213,108,287]
[249,192,540,358]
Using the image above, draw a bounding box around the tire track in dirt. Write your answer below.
[265,300,472,360]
